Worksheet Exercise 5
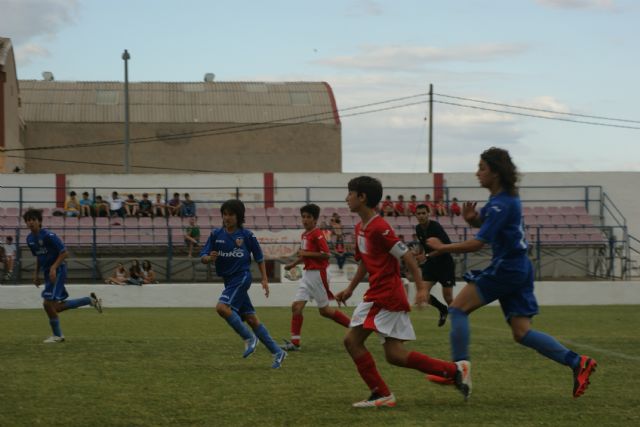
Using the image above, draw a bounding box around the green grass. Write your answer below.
[1,305,639,426]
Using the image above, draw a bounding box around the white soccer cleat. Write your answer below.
[243,335,259,358]
[43,335,65,343]
[352,393,397,408]
[90,292,103,313]
[454,360,472,401]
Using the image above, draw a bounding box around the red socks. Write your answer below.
[354,352,391,397]
[290,313,303,346]
[331,310,351,327]
[406,351,457,378]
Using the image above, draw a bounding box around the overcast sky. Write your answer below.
[2,0,639,173]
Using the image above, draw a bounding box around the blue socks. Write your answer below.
[253,324,281,355]
[449,307,470,361]
[224,311,254,341]
[64,297,91,309]
[49,318,62,337]
[520,330,580,368]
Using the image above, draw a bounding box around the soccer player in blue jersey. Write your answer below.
[425,148,596,399]
[200,199,286,369]
[23,208,102,343]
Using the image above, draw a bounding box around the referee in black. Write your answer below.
[414,204,456,326]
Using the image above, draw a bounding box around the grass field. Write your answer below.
[1,305,639,426]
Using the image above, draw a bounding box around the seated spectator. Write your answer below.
[394,194,407,217]
[381,195,394,217]
[153,193,167,217]
[180,193,196,217]
[109,191,125,218]
[64,191,80,217]
[3,236,16,280]
[127,259,144,286]
[141,260,158,284]
[105,263,128,285]
[138,193,153,217]
[79,192,93,217]
[184,217,200,257]
[450,197,461,216]
[434,198,448,217]
[124,194,139,217]
[167,192,181,217]
[93,195,110,217]
[407,194,418,216]
[424,194,435,216]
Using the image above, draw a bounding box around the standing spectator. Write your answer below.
[64,191,80,217]
[93,195,110,217]
[181,193,196,217]
[105,263,128,285]
[3,236,16,280]
[380,195,394,217]
[394,194,407,217]
[407,195,418,216]
[184,217,201,257]
[138,193,153,217]
[141,260,157,284]
[108,192,125,218]
[153,193,167,217]
[167,192,182,217]
[434,198,448,217]
[124,194,139,217]
[450,197,461,216]
[79,192,93,217]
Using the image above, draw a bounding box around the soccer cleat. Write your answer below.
[573,355,597,398]
[90,292,103,313]
[272,350,287,369]
[437,309,448,327]
[426,374,455,385]
[43,335,65,343]
[352,393,397,408]
[243,334,258,358]
[280,339,300,352]
[454,360,472,401]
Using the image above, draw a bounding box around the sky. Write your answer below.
[2,0,639,173]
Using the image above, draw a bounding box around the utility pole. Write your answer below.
[122,49,131,173]
[428,83,433,173]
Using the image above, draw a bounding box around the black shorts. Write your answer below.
[421,258,456,287]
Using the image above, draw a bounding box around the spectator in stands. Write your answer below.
[394,194,407,217]
[434,197,448,217]
[124,194,139,217]
[407,194,418,216]
[450,197,461,216]
[127,259,144,286]
[93,195,109,217]
[64,191,80,217]
[3,236,16,280]
[167,192,182,217]
[138,193,153,217]
[424,194,435,216]
[108,191,125,218]
[105,263,128,285]
[141,260,157,284]
[381,195,394,217]
[184,217,201,257]
[181,193,196,217]
[153,193,167,217]
[79,192,93,217]
[330,213,343,240]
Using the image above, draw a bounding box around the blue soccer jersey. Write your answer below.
[200,227,264,278]
[26,228,67,271]
[476,191,527,264]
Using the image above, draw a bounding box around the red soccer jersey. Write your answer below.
[354,216,410,311]
[301,227,330,270]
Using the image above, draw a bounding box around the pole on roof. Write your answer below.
[428,83,433,173]
[122,49,131,173]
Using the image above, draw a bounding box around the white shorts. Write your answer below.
[293,269,332,308]
[350,301,416,342]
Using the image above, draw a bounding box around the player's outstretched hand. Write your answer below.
[335,288,352,307]
[284,263,294,271]
[462,202,478,222]
[261,277,270,298]
[414,285,429,308]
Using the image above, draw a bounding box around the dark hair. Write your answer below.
[173,192,180,197]
[82,191,89,197]
[22,208,43,223]
[142,260,151,270]
[348,176,383,208]
[300,203,320,220]
[480,147,519,195]
[184,193,190,198]
[96,195,103,200]
[220,199,245,226]
[70,191,76,197]
[416,204,429,211]
[128,194,135,200]
[6,236,12,243]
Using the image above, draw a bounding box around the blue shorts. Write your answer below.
[464,258,538,322]
[41,264,69,301]
[219,271,255,316]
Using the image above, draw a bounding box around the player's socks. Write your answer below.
[49,318,63,337]
[225,311,253,340]
[291,313,303,346]
[429,295,447,313]
[353,352,391,397]
[331,310,351,327]
[520,329,580,368]
[406,351,457,378]
[64,297,91,309]
[253,324,281,355]
[449,307,470,361]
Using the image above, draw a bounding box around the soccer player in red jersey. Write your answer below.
[281,204,351,351]
[335,176,470,408]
